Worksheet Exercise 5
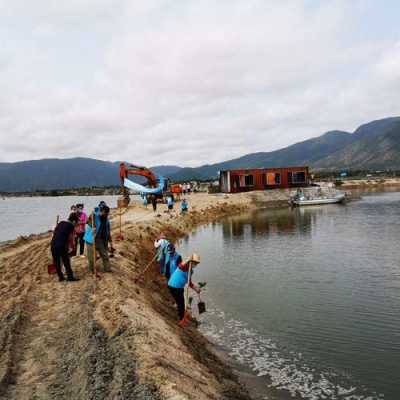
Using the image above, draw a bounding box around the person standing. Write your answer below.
[50,213,79,282]
[168,254,201,325]
[75,203,87,257]
[151,195,157,212]
[167,195,174,212]
[84,204,113,273]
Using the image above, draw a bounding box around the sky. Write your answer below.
[0,0,399,167]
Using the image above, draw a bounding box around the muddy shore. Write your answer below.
[0,191,294,400]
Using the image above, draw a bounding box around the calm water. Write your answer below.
[180,192,400,400]
[0,195,119,243]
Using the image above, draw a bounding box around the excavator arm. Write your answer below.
[119,163,158,187]
[119,162,160,204]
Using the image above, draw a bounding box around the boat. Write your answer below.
[289,188,346,206]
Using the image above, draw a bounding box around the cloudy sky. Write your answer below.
[0,0,399,166]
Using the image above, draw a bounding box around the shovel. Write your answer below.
[179,261,193,327]
[91,213,101,279]
[134,253,158,283]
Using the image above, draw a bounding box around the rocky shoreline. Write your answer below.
[1,191,293,400]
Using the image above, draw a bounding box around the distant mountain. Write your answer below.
[0,158,182,192]
[151,165,182,176]
[168,117,400,181]
[314,118,400,170]
[2,116,400,191]
[169,130,354,181]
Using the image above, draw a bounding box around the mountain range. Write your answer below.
[1,116,400,192]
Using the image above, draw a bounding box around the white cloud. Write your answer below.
[0,0,399,166]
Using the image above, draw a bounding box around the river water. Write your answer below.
[180,191,400,400]
[0,195,119,243]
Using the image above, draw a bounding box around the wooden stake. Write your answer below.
[180,261,193,327]
[92,213,98,278]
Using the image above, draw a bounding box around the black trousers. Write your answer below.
[51,245,74,280]
[168,286,185,320]
[75,232,85,255]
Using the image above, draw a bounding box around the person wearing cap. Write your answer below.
[50,213,80,282]
[74,203,87,257]
[167,254,201,324]
[154,234,169,274]
[164,243,182,280]
[84,204,113,273]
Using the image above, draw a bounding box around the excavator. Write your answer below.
[119,162,181,205]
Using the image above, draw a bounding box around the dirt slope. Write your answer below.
[0,192,276,400]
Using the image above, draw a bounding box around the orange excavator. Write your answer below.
[119,162,181,204]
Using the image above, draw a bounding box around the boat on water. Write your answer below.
[289,188,346,206]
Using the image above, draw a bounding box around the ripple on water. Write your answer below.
[200,307,385,400]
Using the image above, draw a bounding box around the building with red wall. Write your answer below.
[219,166,310,193]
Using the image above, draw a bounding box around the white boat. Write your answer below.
[290,189,345,206]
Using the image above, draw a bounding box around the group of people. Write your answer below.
[143,194,189,214]
[50,201,113,282]
[51,199,202,327]
[181,182,197,194]
[154,234,202,326]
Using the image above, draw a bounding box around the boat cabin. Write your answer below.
[219,166,310,193]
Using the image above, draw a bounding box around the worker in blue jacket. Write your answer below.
[181,198,188,213]
[168,253,201,325]
[164,243,182,280]
[84,204,113,273]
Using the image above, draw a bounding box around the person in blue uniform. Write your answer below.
[164,243,182,280]
[168,253,201,324]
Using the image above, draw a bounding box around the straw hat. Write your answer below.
[189,253,201,263]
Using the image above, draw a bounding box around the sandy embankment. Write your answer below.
[339,177,400,189]
[0,191,290,400]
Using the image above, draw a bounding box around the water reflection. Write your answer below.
[221,207,316,240]
[180,194,400,400]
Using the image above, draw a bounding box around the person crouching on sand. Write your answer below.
[167,253,201,326]
[50,213,79,282]
[181,198,188,213]
[84,204,113,273]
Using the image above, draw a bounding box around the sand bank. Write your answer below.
[1,191,295,400]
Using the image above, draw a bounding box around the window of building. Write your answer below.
[292,171,306,183]
[244,174,254,186]
[266,172,281,185]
